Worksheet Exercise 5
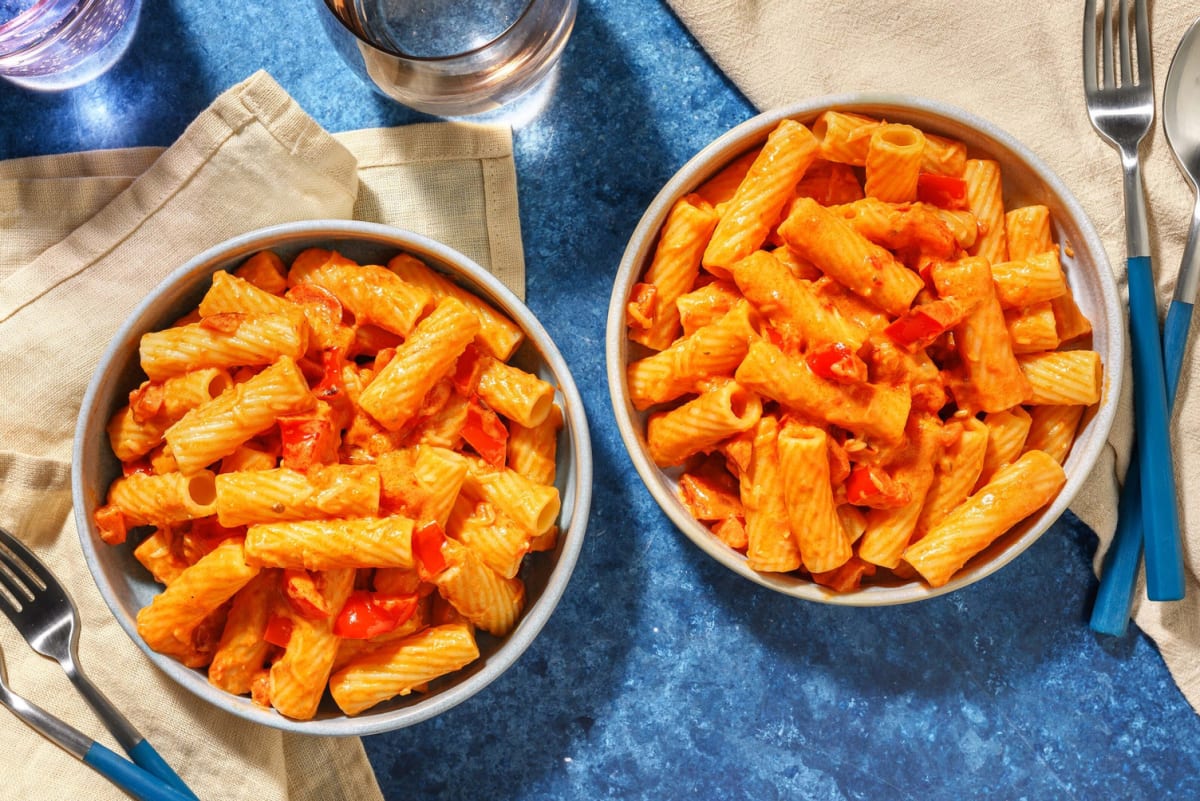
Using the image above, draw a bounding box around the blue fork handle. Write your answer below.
[1126,256,1185,601]
[83,742,197,801]
[1091,298,1193,635]
[129,739,199,799]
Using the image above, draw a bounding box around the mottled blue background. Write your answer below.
[2,2,1198,799]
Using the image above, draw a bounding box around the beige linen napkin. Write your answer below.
[0,69,524,799]
[665,1,1199,705]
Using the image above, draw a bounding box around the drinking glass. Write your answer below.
[316,0,577,116]
[0,0,142,91]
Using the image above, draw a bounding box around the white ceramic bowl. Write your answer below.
[73,220,592,733]
[606,94,1123,606]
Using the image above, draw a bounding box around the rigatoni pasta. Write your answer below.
[627,112,1102,592]
[95,247,565,718]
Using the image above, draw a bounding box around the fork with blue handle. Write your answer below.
[0,527,199,799]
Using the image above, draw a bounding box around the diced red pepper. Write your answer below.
[885,298,967,350]
[94,504,128,546]
[413,521,448,579]
[805,342,867,384]
[121,457,155,477]
[916,173,969,210]
[264,614,294,648]
[844,465,912,509]
[278,412,339,471]
[286,282,344,322]
[282,569,333,620]
[462,395,508,466]
[452,343,484,396]
[333,591,419,639]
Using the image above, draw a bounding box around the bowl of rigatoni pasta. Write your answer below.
[606,95,1123,606]
[72,220,592,733]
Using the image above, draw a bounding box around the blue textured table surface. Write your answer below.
[4,2,1200,799]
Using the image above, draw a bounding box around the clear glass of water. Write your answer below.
[0,0,142,91]
[316,0,577,116]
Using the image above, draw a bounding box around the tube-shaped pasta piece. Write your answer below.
[244,516,416,571]
[107,469,218,527]
[735,339,911,445]
[1024,404,1085,464]
[1005,302,1060,354]
[777,423,851,574]
[990,251,1068,309]
[903,450,1067,587]
[290,256,432,339]
[915,416,989,538]
[1004,205,1053,259]
[269,567,355,720]
[921,132,968,177]
[219,443,278,473]
[215,465,380,527]
[208,569,279,695]
[359,297,480,431]
[387,253,524,360]
[404,390,469,450]
[140,313,307,381]
[133,527,188,586]
[234,250,288,294]
[857,413,944,569]
[695,149,758,207]
[778,196,924,316]
[864,124,925,202]
[975,407,1032,488]
[675,280,743,336]
[377,446,468,527]
[702,119,820,274]
[626,300,755,410]
[794,159,865,205]
[447,495,531,580]
[136,539,260,666]
[646,380,762,466]
[732,249,866,350]
[740,415,802,573]
[107,369,234,461]
[166,357,315,474]
[199,270,306,327]
[329,623,479,716]
[828,198,958,259]
[507,404,562,486]
[963,159,1008,266]
[1018,350,1103,405]
[813,110,880,165]
[934,209,979,250]
[462,457,560,536]
[475,354,555,428]
[628,193,720,350]
[1050,288,1093,343]
[435,539,525,636]
[931,257,1031,412]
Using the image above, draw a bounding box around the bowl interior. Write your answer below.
[606,95,1122,606]
[73,220,592,734]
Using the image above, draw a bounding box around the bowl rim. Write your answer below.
[605,92,1124,606]
[72,219,593,734]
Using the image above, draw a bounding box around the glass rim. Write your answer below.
[319,0,543,63]
[0,0,86,47]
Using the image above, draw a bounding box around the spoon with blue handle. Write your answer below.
[1091,15,1200,635]
[0,642,196,801]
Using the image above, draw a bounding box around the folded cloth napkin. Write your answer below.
[0,69,524,799]
[666,2,1200,707]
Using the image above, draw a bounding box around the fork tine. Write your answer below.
[1102,0,1116,87]
[1083,0,1098,92]
[0,529,51,593]
[1118,0,1133,83]
[0,552,34,608]
[1133,0,1151,85]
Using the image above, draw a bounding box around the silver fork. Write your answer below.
[0,642,194,801]
[0,527,197,798]
[1083,0,1186,602]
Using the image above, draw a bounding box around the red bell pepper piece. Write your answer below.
[844,465,912,509]
[413,521,448,579]
[452,343,484,396]
[885,298,968,350]
[121,457,155,477]
[805,342,867,384]
[264,614,294,648]
[916,173,969,210]
[463,395,508,466]
[333,591,419,639]
[282,569,333,620]
[278,412,339,471]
